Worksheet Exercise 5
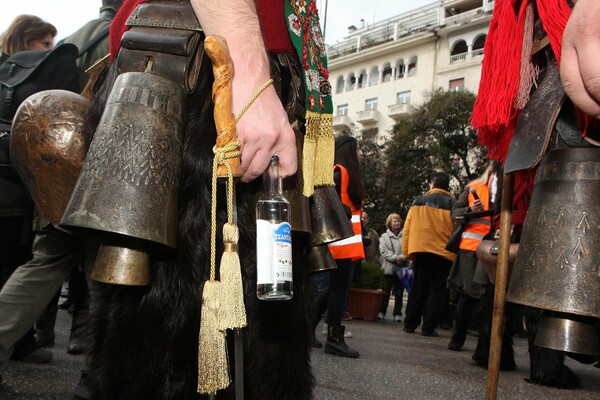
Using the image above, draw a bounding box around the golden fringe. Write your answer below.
[303,111,334,196]
[217,223,247,331]
[197,280,230,394]
[314,113,334,186]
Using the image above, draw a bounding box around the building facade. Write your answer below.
[328,0,494,140]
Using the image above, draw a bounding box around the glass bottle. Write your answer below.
[256,155,293,300]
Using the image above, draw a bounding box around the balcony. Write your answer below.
[356,109,380,124]
[387,103,415,119]
[333,115,353,131]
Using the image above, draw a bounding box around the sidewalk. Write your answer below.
[1,298,599,399]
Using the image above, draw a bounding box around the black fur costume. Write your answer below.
[473,285,599,389]
[82,41,314,399]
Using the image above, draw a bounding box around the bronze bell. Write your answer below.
[61,71,185,286]
[308,185,354,247]
[307,243,338,273]
[476,240,519,284]
[506,147,600,354]
[10,90,91,229]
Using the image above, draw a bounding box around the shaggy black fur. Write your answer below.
[83,48,314,399]
[473,285,599,389]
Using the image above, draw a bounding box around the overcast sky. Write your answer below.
[1,0,435,44]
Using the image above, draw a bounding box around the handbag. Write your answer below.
[445,221,465,253]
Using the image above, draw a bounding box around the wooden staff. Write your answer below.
[203,36,245,399]
[485,172,514,400]
[205,35,243,178]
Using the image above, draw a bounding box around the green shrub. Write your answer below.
[353,260,383,290]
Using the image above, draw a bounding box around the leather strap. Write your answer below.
[117,1,204,93]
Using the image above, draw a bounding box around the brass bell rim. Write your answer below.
[91,240,152,286]
[533,311,600,356]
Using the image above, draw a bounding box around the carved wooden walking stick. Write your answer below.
[198,35,246,397]
[485,172,514,400]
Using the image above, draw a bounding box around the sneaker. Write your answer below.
[394,315,402,322]
[421,330,439,337]
[403,327,415,333]
[341,312,352,321]
[377,312,384,320]
[344,330,353,338]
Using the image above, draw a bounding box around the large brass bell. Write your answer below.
[308,185,354,247]
[61,71,185,286]
[506,147,600,354]
[307,243,338,273]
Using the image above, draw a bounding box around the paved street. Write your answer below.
[1,297,599,399]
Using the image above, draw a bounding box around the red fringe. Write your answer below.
[471,0,528,160]
[472,0,573,161]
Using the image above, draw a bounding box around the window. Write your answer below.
[357,69,367,89]
[449,78,465,92]
[382,63,392,83]
[369,66,379,86]
[348,73,356,90]
[365,98,378,110]
[395,59,405,79]
[407,56,418,77]
[450,40,468,63]
[450,40,468,56]
[336,76,345,94]
[396,91,411,105]
[472,34,486,57]
[337,104,349,116]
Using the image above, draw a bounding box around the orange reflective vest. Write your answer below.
[328,164,365,261]
[459,183,491,252]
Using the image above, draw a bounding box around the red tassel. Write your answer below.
[536,0,571,66]
[471,0,529,160]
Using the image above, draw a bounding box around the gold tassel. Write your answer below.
[302,111,319,196]
[198,280,230,394]
[314,113,335,187]
[218,222,247,331]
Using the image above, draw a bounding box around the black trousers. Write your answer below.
[450,292,480,345]
[313,258,353,327]
[380,273,404,316]
[404,253,452,333]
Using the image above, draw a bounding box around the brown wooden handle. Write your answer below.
[204,35,243,178]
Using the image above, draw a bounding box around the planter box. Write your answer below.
[348,288,386,321]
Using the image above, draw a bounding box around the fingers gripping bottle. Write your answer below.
[256,156,293,300]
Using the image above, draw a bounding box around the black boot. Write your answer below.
[324,325,359,358]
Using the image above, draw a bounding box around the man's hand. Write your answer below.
[561,0,600,118]
[191,0,298,182]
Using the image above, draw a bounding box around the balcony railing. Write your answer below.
[387,103,415,119]
[333,115,353,131]
[450,49,485,64]
[356,109,380,124]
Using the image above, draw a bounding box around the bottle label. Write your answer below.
[256,220,293,284]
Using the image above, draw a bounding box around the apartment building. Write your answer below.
[328,0,494,140]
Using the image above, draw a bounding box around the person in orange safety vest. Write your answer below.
[447,162,501,351]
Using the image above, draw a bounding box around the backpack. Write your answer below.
[0,43,80,179]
